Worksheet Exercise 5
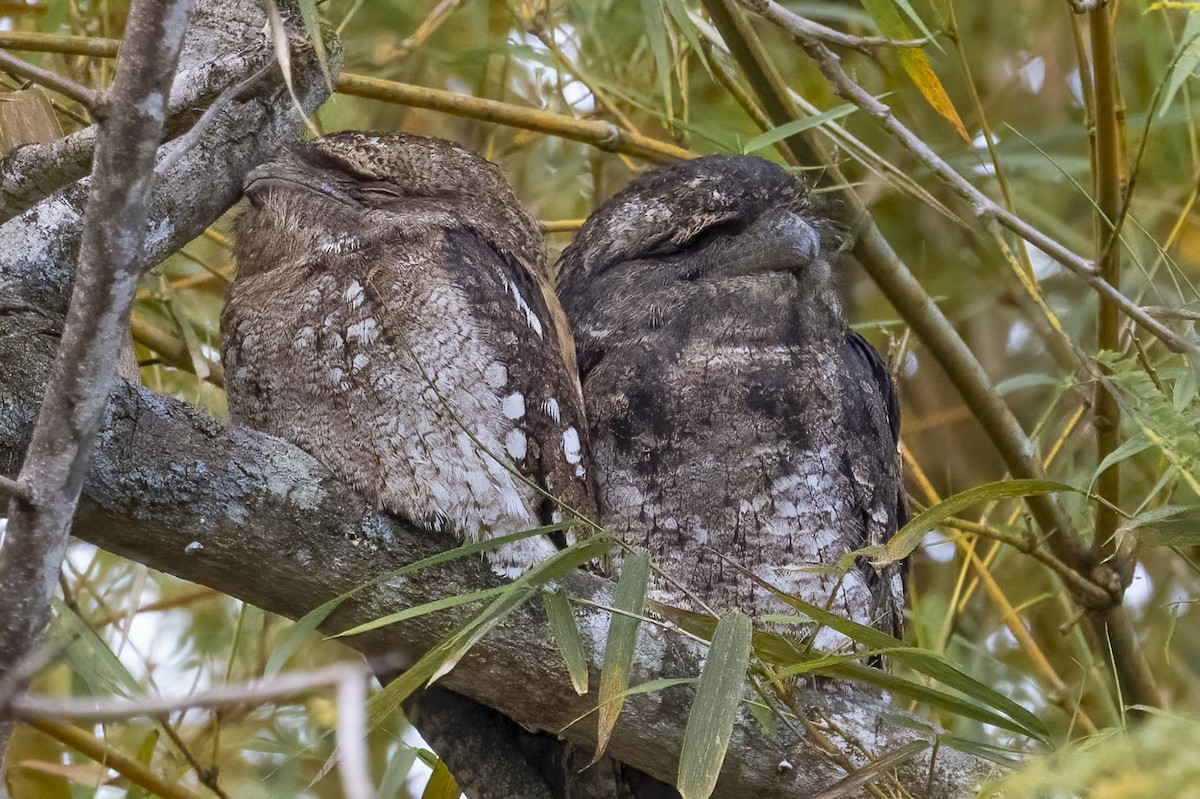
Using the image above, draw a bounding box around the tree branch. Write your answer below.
[0,49,100,111]
[0,0,196,764]
[0,380,988,797]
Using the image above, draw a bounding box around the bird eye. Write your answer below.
[360,184,405,202]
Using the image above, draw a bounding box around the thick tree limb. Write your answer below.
[0,378,988,797]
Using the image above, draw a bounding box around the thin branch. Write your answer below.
[0,31,120,57]
[13,662,368,722]
[756,0,1196,357]
[335,72,695,164]
[0,475,27,503]
[15,713,209,799]
[155,62,276,177]
[1086,2,1128,573]
[0,48,100,110]
[0,0,196,762]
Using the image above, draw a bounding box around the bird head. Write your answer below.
[557,155,835,292]
[241,131,545,274]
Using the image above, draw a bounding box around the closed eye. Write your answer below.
[360,183,406,202]
[641,216,752,266]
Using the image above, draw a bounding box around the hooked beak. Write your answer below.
[719,210,822,277]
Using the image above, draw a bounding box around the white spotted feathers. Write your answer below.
[224,132,598,577]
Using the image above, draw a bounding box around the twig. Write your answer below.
[0,0,196,762]
[155,62,276,177]
[15,663,374,799]
[0,31,120,57]
[335,72,695,163]
[0,48,100,110]
[756,0,1196,357]
[742,3,930,53]
[13,662,367,723]
[1086,2,1127,574]
[0,475,27,503]
[15,713,209,799]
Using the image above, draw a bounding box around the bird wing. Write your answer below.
[442,227,600,528]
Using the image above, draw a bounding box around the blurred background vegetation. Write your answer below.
[5,0,1200,796]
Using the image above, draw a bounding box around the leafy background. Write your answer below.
[5,0,1200,796]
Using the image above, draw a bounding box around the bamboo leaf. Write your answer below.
[756,593,1050,741]
[369,537,613,726]
[640,0,675,124]
[333,585,508,638]
[677,611,752,799]
[545,589,590,695]
[420,758,462,799]
[859,0,968,140]
[1159,12,1200,119]
[878,479,1078,565]
[561,677,697,731]
[1120,504,1200,547]
[1098,351,1200,496]
[595,550,650,761]
[741,103,857,154]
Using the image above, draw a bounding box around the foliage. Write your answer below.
[5,0,1200,795]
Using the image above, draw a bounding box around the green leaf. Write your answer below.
[332,585,508,638]
[265,596,340,677]
[1098,351,1200,496]
[297,0,335,94]
[1160,13,1200,119]
[378,738,419,799]
[561,677,697,731]
[545,589,590,695]
[994,372,1061,396]
[1090,432,1152,487]
[741,103,857,154]
[640,0,674,124]
[272,523,578,665]
[1120,504,1200,547]
[677,611,752,799]
[369,537,614,727]
[755,592,1050,741]
[878,479,1078,565]
[762,607,1043,738]
[595,550,650,761]
[807,740,930,799]
[663,0,711,80]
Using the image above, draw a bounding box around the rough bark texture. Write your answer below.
[0,379,988,796]
[0,1,992,795]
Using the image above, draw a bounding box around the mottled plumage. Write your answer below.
[223,131,596,576]
[557,155,904,641]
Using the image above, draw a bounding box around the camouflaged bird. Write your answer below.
[223,131,597,576]
[557,155,905,643]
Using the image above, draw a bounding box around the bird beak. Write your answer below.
[719,210,822,276]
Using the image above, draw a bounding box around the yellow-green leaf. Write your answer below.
[420,759,462,799]
[859,0,968,140]
[595,550,650,761]
[545,589,590,695]
[677,610,752,799]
